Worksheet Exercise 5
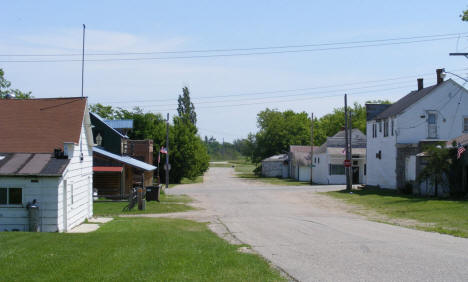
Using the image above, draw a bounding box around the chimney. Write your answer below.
[417,78,424,91]
[436,68,444,84]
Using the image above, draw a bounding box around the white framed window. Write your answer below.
[463,117,468,133]
[0,188,23,206]
[427,111,438,138]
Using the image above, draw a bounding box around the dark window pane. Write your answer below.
[9,188,22,205]
[0,189,6,205]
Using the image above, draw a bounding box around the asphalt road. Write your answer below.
[169,167,468,282]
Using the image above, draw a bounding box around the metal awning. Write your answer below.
[93,147,156,171]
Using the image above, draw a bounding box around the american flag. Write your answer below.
[160,147,168,154]
[457,143,466,160]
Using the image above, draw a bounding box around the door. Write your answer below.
[352,167,359,184]
[428,112,437,138]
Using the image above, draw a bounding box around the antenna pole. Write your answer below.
[81,24,86,98]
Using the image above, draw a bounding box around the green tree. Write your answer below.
[0,69,32,99]
[170,116,209,182]
[417,145,451,197]
[461,9,468,21]
[177,86,197,125]
[252,109,311,163]
[89,103,116,119]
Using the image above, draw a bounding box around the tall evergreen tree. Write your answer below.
[177,86,197,125]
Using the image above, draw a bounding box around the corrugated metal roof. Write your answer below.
[104,119,134,129]
[93,147,156,171]
[262,154,288,162]
[0,153,69,176]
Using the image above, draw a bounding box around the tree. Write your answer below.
[177,86,197,125]
[89,103,116,119]
[417,145,451,197]
[0,68,32,99]
[252,109,311,163]
[461,9,468,21]
[170,116,209,182]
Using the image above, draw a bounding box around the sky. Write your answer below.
[1,1,468,142]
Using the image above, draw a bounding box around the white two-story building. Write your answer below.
[366,69,468,194]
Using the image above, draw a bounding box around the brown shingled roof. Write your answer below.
[0,97,87,153]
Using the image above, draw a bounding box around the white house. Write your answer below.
[261,154,289,178]
[312,129,367,185]
[366,69,468,194]
[0,97,94,232]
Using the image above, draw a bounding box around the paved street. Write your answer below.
[168,167,468,281]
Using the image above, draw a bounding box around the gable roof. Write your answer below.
[0,97,87,153]
[374,81,446,120]
[90,112,128,139]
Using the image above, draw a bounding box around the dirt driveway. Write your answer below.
[164,167,468,282]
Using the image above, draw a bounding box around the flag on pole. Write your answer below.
[457,143,466,160]
[160,147,168,154]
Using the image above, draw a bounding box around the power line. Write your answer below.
[1,32,466,57]
[129,81,418,108]
[150,84,417,112]
[95,67,468,105]
[0,36,463,63]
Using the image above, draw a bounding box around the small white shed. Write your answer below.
[0,97,94,232]
[261,154,289,178]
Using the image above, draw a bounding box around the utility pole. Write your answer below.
[344,94,351,191]
[165,113,170,189]
[310,113,314,185]
[348,110,353,188]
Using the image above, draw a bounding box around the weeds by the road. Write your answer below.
[93,194,194,216]
[327,187,468,238]
[0,218,286,281]
[211,161,311,186]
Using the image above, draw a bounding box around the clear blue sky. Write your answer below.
[1,1,468,141]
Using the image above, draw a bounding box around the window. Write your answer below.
[379,120,382,132]
[427,112,437,138]
[464,117,468,132]
[0,188,22,205]
[372,123,377,138]
[329,164,345,175]
[384,119,389,137]
[391,119,394,136]
[318,157,320,163]
[364,164,367,175]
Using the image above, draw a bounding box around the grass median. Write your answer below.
[327,187,468,238]
[0,217,285,281]
[93,194,194,216]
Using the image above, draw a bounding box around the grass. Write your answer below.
[0,217,285,281]
[93,194,194,216]
[166,175,204,188]
[326,187,468,238]
[213,161,311,186]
